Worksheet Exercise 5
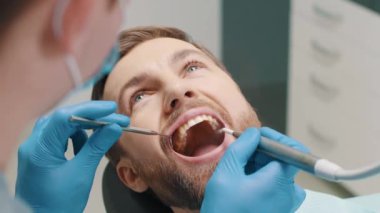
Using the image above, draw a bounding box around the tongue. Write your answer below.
[184,121,224,157]
[192,144,220,157]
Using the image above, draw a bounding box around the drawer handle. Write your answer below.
[306,124,336,148]
[311,40,341,65]
[309,74,339,102]
[312,3,343,26]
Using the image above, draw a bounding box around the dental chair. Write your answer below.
[102,162,172,213]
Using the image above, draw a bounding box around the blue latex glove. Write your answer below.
[201,127,308,213]
[16,101,129,213]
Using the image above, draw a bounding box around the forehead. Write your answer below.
[103,38,203,101]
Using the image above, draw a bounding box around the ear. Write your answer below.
[52,0,94,52]
[116,159,149,193]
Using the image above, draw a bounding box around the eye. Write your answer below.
[185,61,204,73]
[134,93,145,103]
[186,65,200,73]
[128,90,151,113]
[129,92,146,109]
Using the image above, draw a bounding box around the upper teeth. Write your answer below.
[178,114,219,134]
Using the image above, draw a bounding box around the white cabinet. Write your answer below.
[288,0,380,195]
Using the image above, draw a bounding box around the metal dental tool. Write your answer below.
[70,115,171,138]
[221,127,380,182]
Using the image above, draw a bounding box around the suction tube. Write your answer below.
[221,128,380,182]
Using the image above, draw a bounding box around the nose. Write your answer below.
[164,85,195,114]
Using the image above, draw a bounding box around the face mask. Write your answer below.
[64,45,120,90]
[53,0,123,90]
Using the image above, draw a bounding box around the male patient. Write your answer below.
[92,27,377,212]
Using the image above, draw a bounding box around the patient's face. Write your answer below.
[104,38,260,210]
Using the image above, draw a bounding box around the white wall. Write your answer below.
[5,1,221,212]
[123,0,221,58]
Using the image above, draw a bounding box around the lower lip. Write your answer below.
[171,133,235,164]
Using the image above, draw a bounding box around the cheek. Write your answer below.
[200,75,258,122]
[201,74,241,103]
[130,97,161,130]
[221,88,251,116]
[123,98,166,160]
[121,133,163,161]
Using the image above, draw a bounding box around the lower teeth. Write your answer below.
[173,120,224,156]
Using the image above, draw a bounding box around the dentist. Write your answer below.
[1,1,129,212]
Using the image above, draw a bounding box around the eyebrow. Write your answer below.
[118,72,150,105]
[117,49,206,105]
[170,49,206,65]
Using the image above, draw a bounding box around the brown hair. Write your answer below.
[0,0,33,33]
[92,26,227,165]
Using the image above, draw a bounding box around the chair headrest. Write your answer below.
[102,162,172,213]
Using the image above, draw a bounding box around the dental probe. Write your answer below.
[70,115,170,137]
[221,128,380,182]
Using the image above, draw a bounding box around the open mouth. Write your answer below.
[170,114,225,157]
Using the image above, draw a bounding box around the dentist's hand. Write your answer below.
[201,127,308,213]
[16,101,129,213]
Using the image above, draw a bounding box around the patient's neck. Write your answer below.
[171,207,199,213]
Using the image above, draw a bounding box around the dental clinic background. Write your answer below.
[4,0,380,212]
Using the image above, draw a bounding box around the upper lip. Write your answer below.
[163,107,226,138]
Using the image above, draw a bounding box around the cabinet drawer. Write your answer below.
[292,0,380,55]
[290,16,380,114]
[289,11,380,195]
